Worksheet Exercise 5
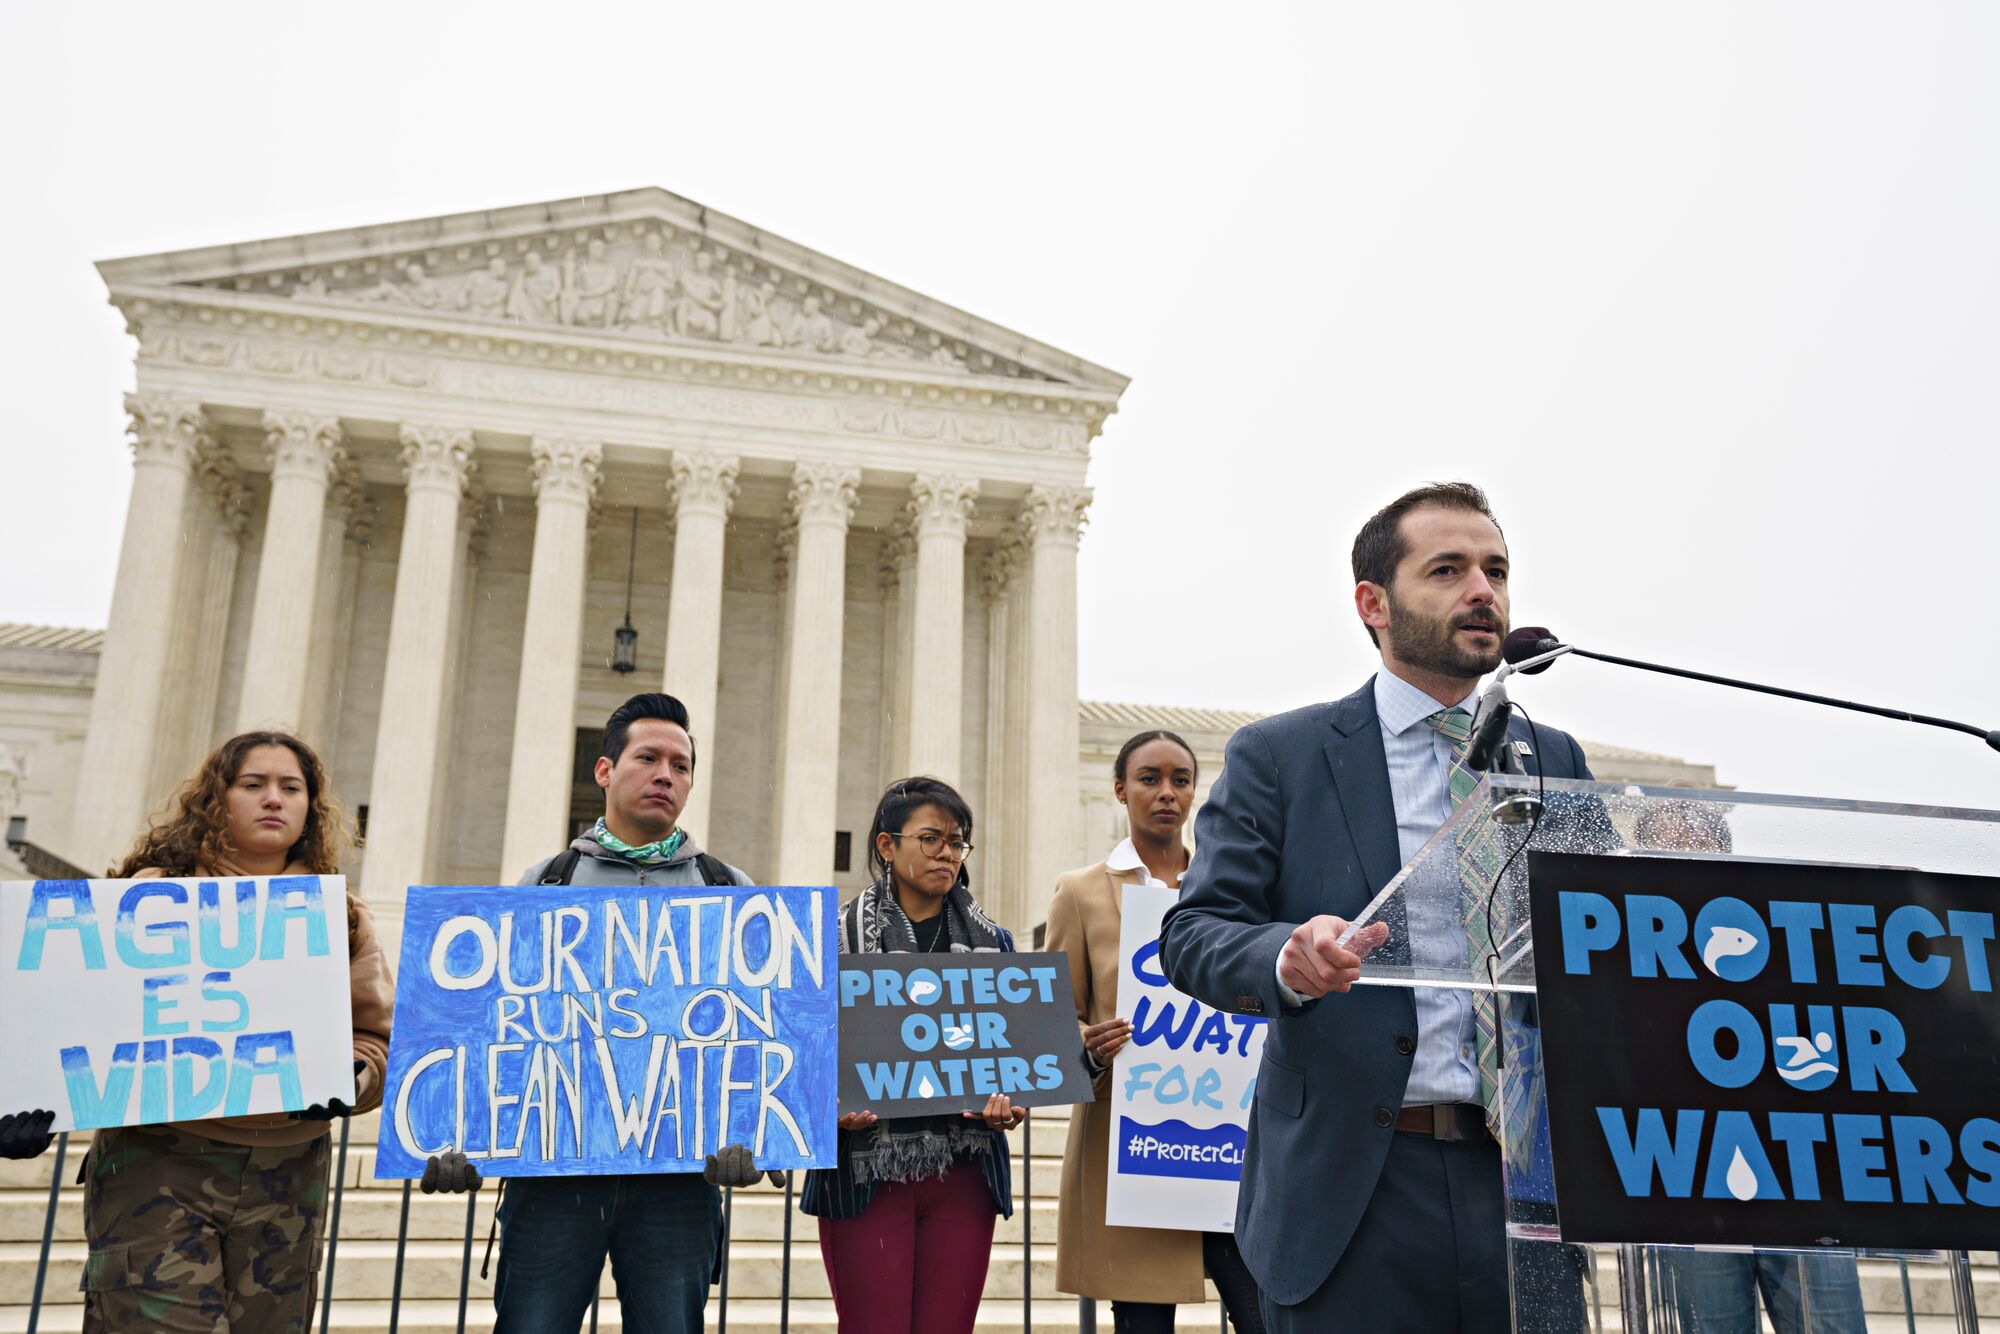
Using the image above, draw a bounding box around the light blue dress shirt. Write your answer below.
[1372,669,1483,1107]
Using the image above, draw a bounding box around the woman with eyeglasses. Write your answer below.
[1048,730,1267,1334]
[802,776,1025,1334]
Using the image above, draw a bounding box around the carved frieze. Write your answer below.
[188,222,1038,379]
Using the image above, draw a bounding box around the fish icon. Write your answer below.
[1702,925,1759,975]
[908,978,940,1003]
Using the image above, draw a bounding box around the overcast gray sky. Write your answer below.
[3,1,1996,813]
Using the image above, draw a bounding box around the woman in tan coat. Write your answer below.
[1047,730,1265,1334]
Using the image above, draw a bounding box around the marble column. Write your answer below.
[237,412,344,731]
[300,468,363,752]
[426,488,487,881]
[1017,484,1090,929]
[902,474,979,783]
[149,452,220,798]
[178,462,250,765]
[360,426,476,907]
[769,462,860,885]
[75,395,206,871]
[660,449,738,845]
[980,541,1020,924]
[500,438,602,880]
[882,529,915,781]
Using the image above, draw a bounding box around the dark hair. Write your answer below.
[867,776,975,890]
[1113,730,1198,785]
[1634,799,1734,854]
[602,693,697,771]
[1350,482,1503,646]
[114,731,350,878]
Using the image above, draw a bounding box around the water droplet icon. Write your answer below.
[914,1073,939,1098]
[1725,1147,1758,1202]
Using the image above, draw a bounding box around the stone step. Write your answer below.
[0,1184,1065,1245]
[0,1296,1232,1333]
[0,1239,1060,1306]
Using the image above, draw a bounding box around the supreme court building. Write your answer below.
[2,189,1713,927]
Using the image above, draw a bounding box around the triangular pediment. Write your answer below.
[96,188,1126,392]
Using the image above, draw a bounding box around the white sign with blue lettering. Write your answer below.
[0,876,355,1131]
[1104,883,1267,1232]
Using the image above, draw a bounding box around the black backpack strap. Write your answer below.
[539,849,584,886]
[694,853,730,886]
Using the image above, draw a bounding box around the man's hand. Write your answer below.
[704,1143,761,1188]
[0,1110,55,1160]
[1081,1017,1133,1065]
[1277,916,1390,999]
[421,1151,482,1195]
[964,1094,1026,1131]
[291,1060,365,1121]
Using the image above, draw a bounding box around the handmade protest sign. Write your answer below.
[836,951,1092,1119]
[0,876,356,1131]
[375,882,838,1178]
[1104,883,1266,1232]
[1530,851,2000,1250]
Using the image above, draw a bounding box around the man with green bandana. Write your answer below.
[491,692,762,1334]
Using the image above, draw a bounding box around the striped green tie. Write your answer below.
[1425,707,1502,1139]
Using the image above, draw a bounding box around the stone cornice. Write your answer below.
[529,437,603,507]
[96,187,1130,394]
[111,282,1118,446]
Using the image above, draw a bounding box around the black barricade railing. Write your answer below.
[387,1179,413,1333]
[781,1170,796,1334]
[455,1188,477,1333]
[718,1184,734,1334]
[25,1130,68,1334]
[317,1113,352,1334]
[1023,1109,1033,1332]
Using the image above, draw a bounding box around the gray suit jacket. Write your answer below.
[1157,676,1593,1304]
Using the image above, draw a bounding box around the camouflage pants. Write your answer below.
[79,1124,331,1333]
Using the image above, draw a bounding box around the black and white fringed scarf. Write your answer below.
[839,877,1007,1186]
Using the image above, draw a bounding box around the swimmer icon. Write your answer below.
[1775,1031,1840,1086]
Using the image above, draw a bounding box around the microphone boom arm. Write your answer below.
[1565,647,2000,753]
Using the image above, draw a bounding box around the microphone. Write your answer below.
[1464,677,1516,772]
[1500,627,2000,754]
[1501,627,1568,676]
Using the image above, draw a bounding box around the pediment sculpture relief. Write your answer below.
[266,227,994,373]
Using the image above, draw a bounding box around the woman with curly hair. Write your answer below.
[0,731,402,1333]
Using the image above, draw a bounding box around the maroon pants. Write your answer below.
[817,1162,998,1334]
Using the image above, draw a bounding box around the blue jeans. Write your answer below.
[1663,1250,1866,1334]
[493,1173,722,1334]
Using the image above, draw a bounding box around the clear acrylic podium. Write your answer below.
[1345,775,2000,1332]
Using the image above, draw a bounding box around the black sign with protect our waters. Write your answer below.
[1529,851,2000,1250]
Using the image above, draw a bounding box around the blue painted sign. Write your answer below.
[375,882,838,1178]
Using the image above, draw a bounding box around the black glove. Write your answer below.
[765,1168,791,1189]
[703,1142,760,1188]
[290,1061,366,1122]
[0,1110,55,1160]
[421,1150,482,1195]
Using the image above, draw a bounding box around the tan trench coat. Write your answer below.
[1047,858,1207,1303]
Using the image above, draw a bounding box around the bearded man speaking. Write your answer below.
[1161,482,1595,1333]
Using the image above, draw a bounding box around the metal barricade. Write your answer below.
[316,1113,352,1334]
[25,1130,68,1334]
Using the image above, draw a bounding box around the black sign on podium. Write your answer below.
[1529,850,2000,1251]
